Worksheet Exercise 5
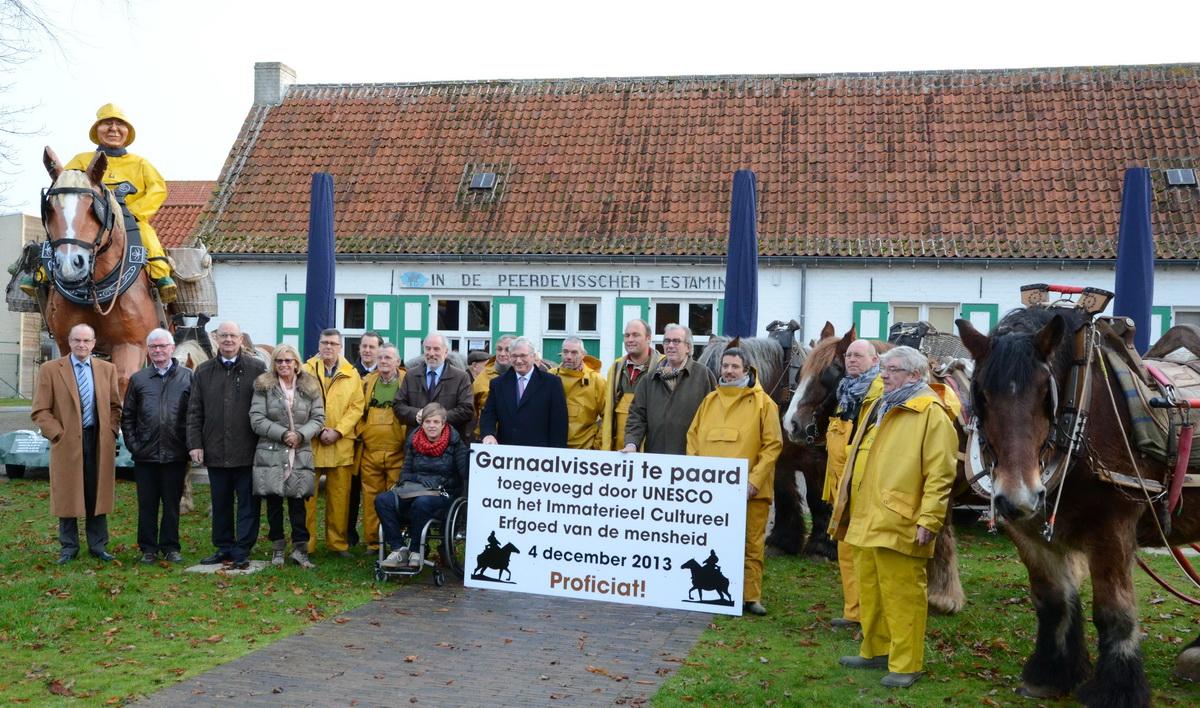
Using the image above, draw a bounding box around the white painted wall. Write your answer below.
[212,259,1200,362]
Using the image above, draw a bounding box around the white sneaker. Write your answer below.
[407,550,424,568]
[381,549,408,569]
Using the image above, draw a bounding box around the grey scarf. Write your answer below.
[835,364,879,420]
[720,375,750,388]
[876,381,927,422]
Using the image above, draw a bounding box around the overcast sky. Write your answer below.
[5,0,1199,214]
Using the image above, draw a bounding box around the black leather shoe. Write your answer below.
[164,551,183,563]
[200,552,230,565]
[91,550,116,562]
[57,551,77,565]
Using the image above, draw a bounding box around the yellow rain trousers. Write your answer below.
[854,545,929,673]
[356,371,407,549]
[303,356,365,553]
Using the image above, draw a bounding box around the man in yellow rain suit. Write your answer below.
[304,329,365,556]
[823,339,883,629]
[600,319,660,451]
[27,104,176,302]
[831,346,958,689]
[547,337,606,450]
[355,343,406,553]
[686,347,782,617]
[471,334,515,437]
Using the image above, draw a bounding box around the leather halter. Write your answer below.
[40,185,117,256]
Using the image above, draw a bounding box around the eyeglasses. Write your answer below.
[319,341,341,348]
[662,338,685,345]
[275,359,298,365]
[147,344,172,349]
[883,366,910,374]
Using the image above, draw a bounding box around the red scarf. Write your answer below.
[412,425,451,457]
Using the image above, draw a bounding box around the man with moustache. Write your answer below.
[356,343,407,553]
[394,332,474,436]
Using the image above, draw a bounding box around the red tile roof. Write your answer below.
[153,180,215,248]
[198,65,1200,260]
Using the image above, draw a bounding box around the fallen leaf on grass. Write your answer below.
[404,655,418,662]
[334,618,350,624]
[203,634,223,643]
[47,679,74,696]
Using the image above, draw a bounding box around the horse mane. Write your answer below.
[696,336,784,386]
[50,169,122,222]
[172,340,209,369]
[976,306,1086,398]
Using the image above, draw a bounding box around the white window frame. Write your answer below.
[434,295,492,352]
[543,298,601,337]
[650,299,718,357]
[891,302,960,334]
[335,295,369,362]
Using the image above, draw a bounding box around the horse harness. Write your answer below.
[39,183,147,309]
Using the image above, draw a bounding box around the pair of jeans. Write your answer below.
[374,490,450,552]
[207,466,259,562]
[134,460,188,554]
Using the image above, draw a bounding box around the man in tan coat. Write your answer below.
[303,329,365,556]
[31,324,122,564]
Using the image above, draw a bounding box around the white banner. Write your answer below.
[464,445,747,616]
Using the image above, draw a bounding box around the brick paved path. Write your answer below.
[147,582,709,706]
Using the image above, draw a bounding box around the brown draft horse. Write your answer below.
[41,147,158,395]
[959,306,1200,706]
[696,335,815,557]
[782,322,967,614]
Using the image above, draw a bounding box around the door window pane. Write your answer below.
[1176,310,1200,326]
[343,298,366,330]
[928,306,956,333]
[437,299,460,330]
[467,300,490,331]
[689,303,714,336]
[547,302,567,331]
[655,303,680,334]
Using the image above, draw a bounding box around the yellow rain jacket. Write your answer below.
[548,355,607,450]
[304,355,365,468]
[600,350,662,451]
[831,383,959,559]
[66,104,169,279]
[685,373,783,502]
[822,376,885,503]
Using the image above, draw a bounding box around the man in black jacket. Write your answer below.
[393,333,474,437]
[480,338,568,448]
[186,321,267,569]
[122,328,193,564]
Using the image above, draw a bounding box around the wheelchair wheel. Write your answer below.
[374,565,385,582]
[433,569,445,587]
[440,497,468,578]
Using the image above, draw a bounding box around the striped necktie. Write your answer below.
[75,361,95,428]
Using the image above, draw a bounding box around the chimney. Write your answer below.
[253,62,296,106]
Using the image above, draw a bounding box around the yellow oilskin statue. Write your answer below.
[26,104,175,302]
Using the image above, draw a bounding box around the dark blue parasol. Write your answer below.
[304,172,336,361]
[1112,167,1155,354]
[722,170,759,337]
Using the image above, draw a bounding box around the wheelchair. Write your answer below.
[374,495,468,586]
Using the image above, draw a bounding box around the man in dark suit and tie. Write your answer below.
[479,338,568,448]
[31,323,123,564]
[393,332,474,437]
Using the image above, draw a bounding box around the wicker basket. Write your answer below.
[169,245,218,316]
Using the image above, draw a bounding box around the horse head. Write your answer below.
[41,146,118,286]
[783,322,853,444]
[959,309,1076,522]
[681,558,700,572]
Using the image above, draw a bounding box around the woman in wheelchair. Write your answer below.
[376,403,468,569]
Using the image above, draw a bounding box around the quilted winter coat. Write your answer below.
[249,370,325,498]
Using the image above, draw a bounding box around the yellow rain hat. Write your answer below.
[88,103,136,146]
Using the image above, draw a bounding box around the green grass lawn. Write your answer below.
[0,476,1196,705]
[0,476,382,704]
[0,397,32,407]
[656,522,1200,706]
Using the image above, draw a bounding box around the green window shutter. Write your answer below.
[851,301,889,340]
[277,294,305,350]
[959,303,999,335]
[542,338,564,363]
[1151,305,1173,339]
[396,295,428,361]
[716,298,725,336]
[366,295,399,343]
[491,296,525,343]
[614,297,650,349]
[582,338,600,358]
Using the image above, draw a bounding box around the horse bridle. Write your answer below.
[799,361,844,445]
[40,185,118,270]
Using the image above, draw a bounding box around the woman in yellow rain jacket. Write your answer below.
[686,347,782,617]
[61,104,175,301]
[830,346,958,689]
